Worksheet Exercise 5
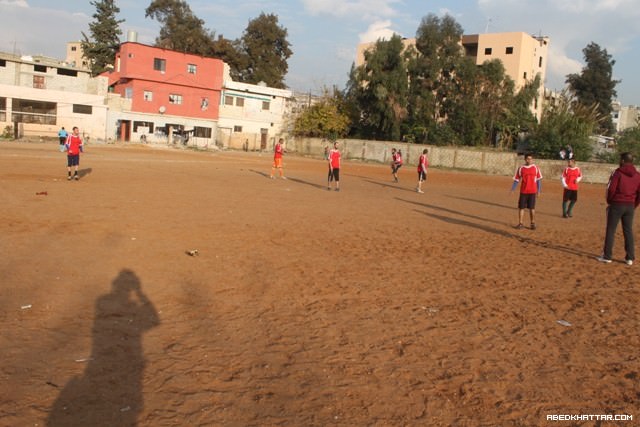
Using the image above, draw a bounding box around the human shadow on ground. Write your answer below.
[78,168,93,178]
[46,269,160,427]
[248,169,270,178]
[365,179,418,193]
[407,205,594,259]
[284,176,327,190]
[398,198,507,227]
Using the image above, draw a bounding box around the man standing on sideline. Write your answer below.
[597,152,640,265]
[58,127,68,151]
[327,141,341,191]
[511,153,542,230]
[270,138,286,179]
[65,126,83,181]
[416,148,429,194]
[562,158,582,218]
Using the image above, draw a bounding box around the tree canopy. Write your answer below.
[81,0,124,76]
[233,13,292,88]
[145,0,214,56]
[566,42,619,135]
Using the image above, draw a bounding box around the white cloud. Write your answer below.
[0,0,29,6]
[358,20,398,43]
[302,0,400,20]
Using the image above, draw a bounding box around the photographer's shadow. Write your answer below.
[47,269,160,427]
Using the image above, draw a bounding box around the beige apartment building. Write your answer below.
[356,31,549,120]
[611,101,640,132]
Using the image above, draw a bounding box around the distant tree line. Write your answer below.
[82,2,631,160]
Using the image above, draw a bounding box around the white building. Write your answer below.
[0,51,109,140]
[218,65,293,150]
[611,101,640,133]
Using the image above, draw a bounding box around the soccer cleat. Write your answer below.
[335,188,340,192]
[74,175,79,181]
[67,176,71,181]
[515,223,524,230]
[417,189,424,194]
[625,259,633,266]
[281,176,287,180]
[530,223,536,230]
[596,256,612,264]
[562,213,568,218]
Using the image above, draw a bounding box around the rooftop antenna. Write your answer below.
[485,18,492,33]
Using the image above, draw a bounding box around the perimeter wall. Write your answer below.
[287,137,614,185]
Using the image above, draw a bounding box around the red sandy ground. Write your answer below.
[0,141,638,427]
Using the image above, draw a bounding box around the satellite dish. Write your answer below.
[159,106,166,114]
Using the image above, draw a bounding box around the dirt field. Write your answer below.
[1,141,638,427]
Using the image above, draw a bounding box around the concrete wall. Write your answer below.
[285,137,616,184]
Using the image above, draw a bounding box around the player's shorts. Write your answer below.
[328,168,340,181]
[418,170,427,181]
[273,158,283,168]
[518,193,537,209]
[563,189,578,202]
[59,137,66,145]
[67,154,80,167]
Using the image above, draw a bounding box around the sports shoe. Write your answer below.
[335,188,340,192]
[74,175,79,181]
[596,256,612,264]
[562,213,568,218]
[530,223,536,230]
[417,189,424,194]
[515,223,524,230]
[67,176,71,181]
[625,259,633,266]
[281,176,287,180]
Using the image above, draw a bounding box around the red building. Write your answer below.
[105,42,224,143]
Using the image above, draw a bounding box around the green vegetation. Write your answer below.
[82,0,124,76]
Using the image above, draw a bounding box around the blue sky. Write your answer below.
[1,0,639,105]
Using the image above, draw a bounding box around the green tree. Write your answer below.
[145,0,214,56]
[235,13,292,88]
[293,88,351,138]
[406,13,465,143]
[81,0,124,76]
[210,35,247,79]
[346,34,409,140]
[527,91,600,160]
[566,42,619,135]
[616,123,640,160]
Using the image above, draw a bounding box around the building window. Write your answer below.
[57,68,78,77]
[125,87,133,99]
[262,101,270,111]
[225,95,234,105]
[0,97,6,122]
[523,72,527,79]
[187,64,197,74]
[34,64,47,73]
[153,58,166,72]
[73,104,93,114]
[484,47,492,55]
[236,97,245,107]
[144,91,153,101]
[133,121,154,133]
[33,75,45,89]
[194,126,212,138]
[169,94,182,105]
[71,46,77,52]
[539,57,543,67]
[506,47,513,54]
[12,98,56,125]
[0,59,6,67]
[233,125,243,132]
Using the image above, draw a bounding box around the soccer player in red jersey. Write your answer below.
[270,138,286,179]
[327,141,341,191]
[416,148,429,193]
[511,153,542,229]
[562,158,582,218]
[65,126,84,181]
